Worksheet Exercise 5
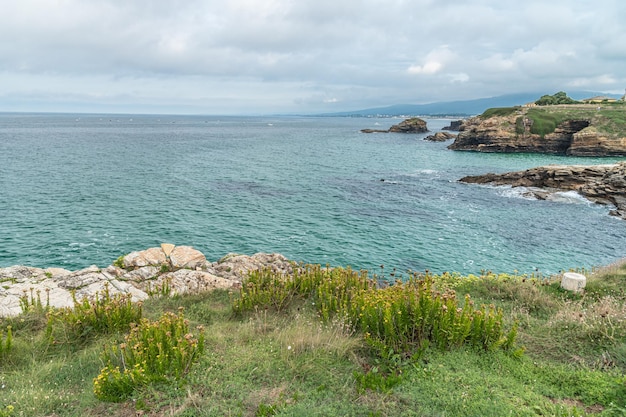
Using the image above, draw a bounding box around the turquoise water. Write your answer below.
[1,113,625,275]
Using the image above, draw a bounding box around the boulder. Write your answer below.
[169,246,206,270]
[138,270,237,296]
[56,265,106,290]
[123,247,167,268]
[424,131,456,142]
[207,252,293,282]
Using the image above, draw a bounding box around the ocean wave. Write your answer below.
[494,185,590,205]
[494,185,539,201]
[547,190,589,204]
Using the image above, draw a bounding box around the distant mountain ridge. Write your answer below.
[320,91,622,117]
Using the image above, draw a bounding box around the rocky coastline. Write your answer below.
[447,106,626,156]
[0,245,293,317]
[460,161,626,219]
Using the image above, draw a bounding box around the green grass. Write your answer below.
[483,103,626,139]
[480,106,521,118]
[522,106,626,138]
[1,262,626,416]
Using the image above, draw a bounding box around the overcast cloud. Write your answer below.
[1,0,624,114]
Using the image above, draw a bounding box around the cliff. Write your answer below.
[459,162,626,219]
[448,104,626,156]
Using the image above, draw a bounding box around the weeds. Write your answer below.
[0,326,12,360]
[19,288,50,314]
[0,405,14,417]
[1,259,625,415]
[349,276,520,355]
[94,309,205,402]
[46,283,142,348]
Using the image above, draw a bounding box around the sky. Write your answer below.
[1,0,625,115]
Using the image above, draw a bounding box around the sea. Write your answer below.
[1,113,625,277]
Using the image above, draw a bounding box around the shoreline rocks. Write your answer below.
[0,245,294,317]
[459,162,626,219]
[424,131,456,142]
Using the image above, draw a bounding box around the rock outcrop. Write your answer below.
[459,162,626,219]
[0,245,294,317]
[424,131,456,142]
[361,117,428,134]
[442,120,464,131]
[448,105,626,156]
[388,117,428,133]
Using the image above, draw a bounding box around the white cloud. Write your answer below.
[407,61,442,75]
[0,0,624,113]
[448,73,470,83]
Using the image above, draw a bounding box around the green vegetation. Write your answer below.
[523,106,626,138]
[478,91,626,140]
[535,91,579,106]
[46,284,142,348]
[94,310,204,402]
[525,108,572,137]
[480,106,520,118]
[1,262,626,416]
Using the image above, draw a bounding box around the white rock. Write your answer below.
[123,247,167,268]
[169,246,206,270]
[161,243,175,257]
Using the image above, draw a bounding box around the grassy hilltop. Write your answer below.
[1,261,626,416]
[449,92,626,155]
[480,103,626,138]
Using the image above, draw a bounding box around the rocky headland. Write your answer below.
[361,117,428,134]
[0,244,293,317]
[448,104,626,156]
[460,161,626,219]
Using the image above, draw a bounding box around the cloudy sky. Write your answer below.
[1,0,624,114]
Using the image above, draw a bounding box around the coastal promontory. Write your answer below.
[448,103,626,156]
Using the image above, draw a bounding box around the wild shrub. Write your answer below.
[232,264,373,316]
[313,267,373,322]
[348,276,519,355]
[19,288,50,314]
[233,267,298,313]
[0,326,12,360]
[94,309,205,402]
[46,283,142,347]
[234,267,519,357]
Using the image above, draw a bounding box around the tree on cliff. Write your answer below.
[535,91,579,106]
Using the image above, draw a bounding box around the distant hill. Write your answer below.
[320,91,622,117]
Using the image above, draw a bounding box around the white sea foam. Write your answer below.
[547,190,589,204]
[493,185,590,205]
[494,185,538,201]
[418,169,438,175]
